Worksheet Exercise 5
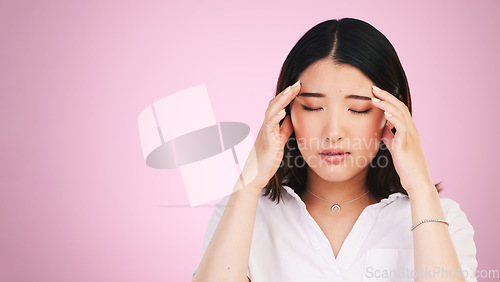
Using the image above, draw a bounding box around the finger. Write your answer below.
[386,120,395,131]
[266,80,301,119]
[371,85,417,134]
[383,110,405,134]
[371,85,413,124]
[264,108,287,131]
[370,96,403,122]
[383,111,408,147]
[371,85,406,110]
[381,122,395,150]
[371,94,406,136]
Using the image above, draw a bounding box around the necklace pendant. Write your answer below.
[331,203,341,213]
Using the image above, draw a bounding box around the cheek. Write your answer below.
[354,115,385,152]
[290,109,315,152]
[360,109,385,134]
[290,106,307,135]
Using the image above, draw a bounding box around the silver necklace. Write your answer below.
[305,189,370,213]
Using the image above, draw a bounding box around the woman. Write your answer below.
[192,18,477,281]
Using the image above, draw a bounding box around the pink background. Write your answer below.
[1,0,499,281]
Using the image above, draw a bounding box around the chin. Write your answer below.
[306,161,362,182]
[320,169,359,182]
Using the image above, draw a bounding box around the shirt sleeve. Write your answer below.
[441,198,478,282]
[192,194,251,279]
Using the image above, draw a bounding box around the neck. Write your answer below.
[303,166,371,205]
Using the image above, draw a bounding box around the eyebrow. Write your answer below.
[298,92,371,101]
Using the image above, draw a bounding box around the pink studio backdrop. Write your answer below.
[1,0,499,281]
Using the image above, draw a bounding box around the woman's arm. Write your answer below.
[370,85,469,281]
[192,82,300,281]
[192,181,261,281]
[409,182,466,282]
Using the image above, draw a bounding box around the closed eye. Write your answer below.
[302,106,322,112]
[350,109,371,114]
[302,105,371,114]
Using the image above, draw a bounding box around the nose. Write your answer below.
[323,108,346,143]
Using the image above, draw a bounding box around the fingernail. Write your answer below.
[277,109,286,115]
[384,111,392,117]
[371,97,381,103]
[292,80,301,88]
[372,85,382,92]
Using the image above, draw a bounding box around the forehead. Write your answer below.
[298,59,373,95]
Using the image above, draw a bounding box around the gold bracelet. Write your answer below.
[410,219,449,231]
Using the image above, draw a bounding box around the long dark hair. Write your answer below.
[263,18,442,203]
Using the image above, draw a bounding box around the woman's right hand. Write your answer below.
[237,80,301,192]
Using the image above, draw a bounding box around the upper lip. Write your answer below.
[320,148,349,155]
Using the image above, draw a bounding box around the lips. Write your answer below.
[320,148,349,155]
[319,148,350,164]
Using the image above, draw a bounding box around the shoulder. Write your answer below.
[254,186,300,218]
[439,196,464,212]
[252,186,308,234]
[438,197,475,236]
[209,187,296,218]
[207,188,297,232]
[386,194,474,231]
[438,196,478,277]
[376,192,410,211]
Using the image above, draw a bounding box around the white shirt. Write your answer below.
[193,185,478,281]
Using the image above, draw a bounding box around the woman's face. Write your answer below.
[290,59,386,182]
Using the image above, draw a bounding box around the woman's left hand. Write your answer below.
[370,85,434,195]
